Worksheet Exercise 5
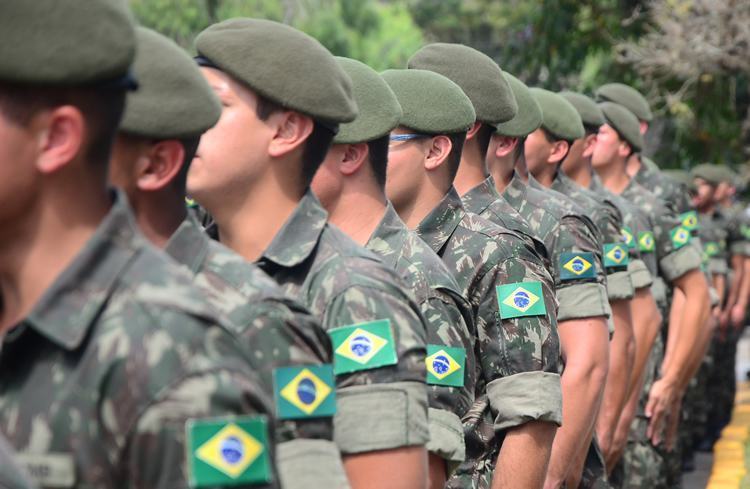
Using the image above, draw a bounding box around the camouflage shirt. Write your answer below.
[461,176,550,268]
[255,191,428,455]
[634,157,692,215]
[365,203,475,463]
[503,173,611,322]
[0,436,34,489]
[416,189,561,489]
[552,172,634,301]
[165,215,347,488]
[697,210,729,277]
[0,194,276,489]
[715,204,750,257]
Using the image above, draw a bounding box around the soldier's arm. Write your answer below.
[325,285,428,489]
[730,257,750,328]
[491,421,557,489]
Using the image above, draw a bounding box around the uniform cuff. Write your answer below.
[557,282,611,321]
[651,277,668,306]
[486,371,562,431]
[708,258,728,276]
[659,243,702,282]
[277,439,350,489]
[606,270,635,300]
[708,287,720,307]
[426,408,465,462]
[628,259,653,289]
[730,241,750,257]
[334,381,429,454]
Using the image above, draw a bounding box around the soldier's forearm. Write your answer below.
[492,420,557,489]
[627,288,661,397]
[724,255,745,311]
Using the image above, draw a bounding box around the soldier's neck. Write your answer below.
[625,153,642,177]
[0,183,110,333]
[324,185,387,247]
[396,182,450,231]
[595,161,630,195]
[562,160,592,188]
[453,142,489,196]
[131,190,187,249]
[530,164,556,187]
[487,154,515,193]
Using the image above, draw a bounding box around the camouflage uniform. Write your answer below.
[418,189,561,489]
[255,191,429,456]
[365,202,475,463]
[634,158,693,215]
[164,213,347,488]
[0,195,276,489]
[0,435,35,489]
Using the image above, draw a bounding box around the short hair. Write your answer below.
[367,135,390,190]
[475,123,494,159]
[583,123,599,137]
[173,136,202,193]
[513,135,526,164]
[254,94,335,187]
[445,132,467,182]
[540,127,572,162]
[0,82,126,165]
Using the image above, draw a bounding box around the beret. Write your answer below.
[333,57,402,144]
[714,164,739,184]
[120,27,221,140]
[196,18,357,126]
[381,69,475,134]
[599,102,644,152]
[494,73,542,137]
[559,91,605,128]
[530,88,585,141]
[407,43,517,124]
[595,83,653,122]
[691,163,725,186]
[0,0,135,86]
[662,169,691,187]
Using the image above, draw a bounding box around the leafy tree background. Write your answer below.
[130,0,750,170]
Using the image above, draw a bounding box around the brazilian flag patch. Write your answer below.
[187,416,272,487]
[670,226,691,249]
[328,319,397,375]
[704,242,720,257]
[425,345,465,387]
[273,365,336,419]
[621,227,636,250]
[185,196,198,208]
[559,252,596,280]
[680,211,699,232]
[638,231,655,253]
[603,243,630,268]
[496,281,547,319]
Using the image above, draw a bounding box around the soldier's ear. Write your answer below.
[424,135,452,171]
[136,139,185,191]
[617,140,632,158]
[493,135,518,158]
[465,121,482,141]
[548,140,569,164]
[339,142,368,176]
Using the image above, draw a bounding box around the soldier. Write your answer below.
[0,2,276,488]
[592,102,710,488]
[310,57,475,488]
[108,27,344,488]
[188,19,430,489]
[381,68,561,489]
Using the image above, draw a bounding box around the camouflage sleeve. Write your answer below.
[125,369,278,489]
[0,436,35,489]
[324,284,429,454]
[628,259,654,290]
[475,250,562,431]
[421,291,476,462]
[599,204,634,300]
[728,214,750,256]
[651,211,702,282]
[552,216,611,321]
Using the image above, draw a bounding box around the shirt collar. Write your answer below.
[21,191,140,351]
[260,189,328,268]
[366,202,407,251]
[164,212,211,276]
[461,176,502,216]
[416,187,465,255]
[502,171,529,207]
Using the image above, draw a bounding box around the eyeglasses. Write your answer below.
[389,133,430,143]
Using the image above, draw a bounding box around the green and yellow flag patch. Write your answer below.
[670,226,691,249]
[273,365,336,419]
[187,416,272,487]
[621,227,635,250]
[603,243,630,268]
[426,345,465,387]
[329,319,397,375]
[559,252,596,280]
[638,231,655,253]
[704,242,721,258]
[741,224,750,240]
[680,211,699,231]
[497,281,547,319]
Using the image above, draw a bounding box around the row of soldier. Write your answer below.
[0,1,747,489]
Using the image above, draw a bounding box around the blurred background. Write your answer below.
[130,0,750,171]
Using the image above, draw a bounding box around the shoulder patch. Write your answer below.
[328,319,398,375]
[559,252,596,280]
[670,226,691,249]
[704,241,720,257]
[680,211,699,231]
[621,227,635,249]
[187,416,272,487]
[496,281,548,319]
[603,243,630,268]
[638,231,655,253]
[273,365,336,419]
[426,345,465,387]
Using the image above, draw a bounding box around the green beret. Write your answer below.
[381,69,475,134]
[595,83,653,122]
[559,92,605,128]
[691,163,724,186]
[121,28,220,140]
[494,74,542,137]
[333,58,402,144]
[407,43,517,124]
[599,102,644,152]
[530,88,584,141]
[0,0,135,86]
[714,165,739,184]
[662,169,691,186]
[196,18,357,126]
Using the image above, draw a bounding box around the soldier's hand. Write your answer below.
[645,378,678,446]
[664,396,684,450]
[731,303,746,330]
